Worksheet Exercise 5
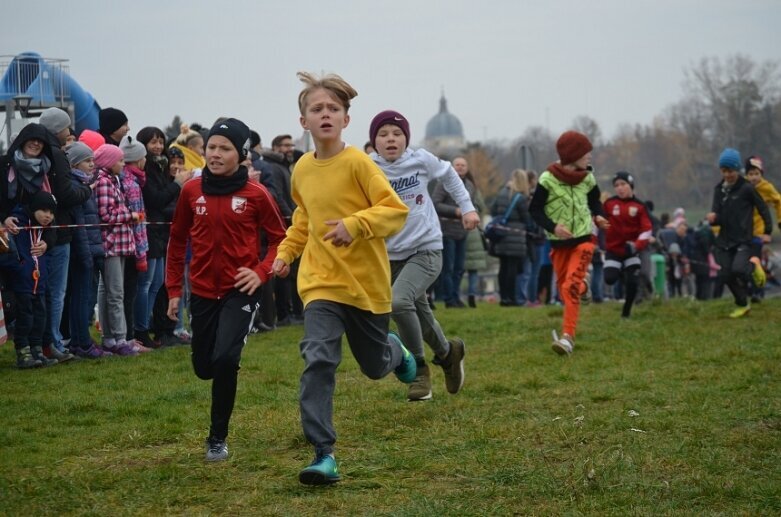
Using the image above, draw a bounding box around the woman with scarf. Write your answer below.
[0,124,62,252]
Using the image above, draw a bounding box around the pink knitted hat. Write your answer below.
[93,144,124,170]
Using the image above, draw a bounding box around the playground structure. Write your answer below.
[0,52,100,148]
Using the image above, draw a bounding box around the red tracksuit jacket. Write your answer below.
[166,177,287,299]
[603,196,653,258]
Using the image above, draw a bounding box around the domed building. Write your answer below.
[423,91,465,155]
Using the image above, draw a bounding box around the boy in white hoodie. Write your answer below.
[369,110,479,401]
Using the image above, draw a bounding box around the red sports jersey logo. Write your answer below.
[232,196,247,214]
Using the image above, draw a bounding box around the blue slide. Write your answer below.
[0,51,100,134]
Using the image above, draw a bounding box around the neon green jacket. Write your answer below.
[529,168,602,247]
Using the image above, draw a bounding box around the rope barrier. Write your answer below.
[14,221,173,231]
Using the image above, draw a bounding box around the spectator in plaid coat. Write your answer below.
[94,144,139,356]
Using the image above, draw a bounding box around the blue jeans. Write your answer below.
[45,244,70,350]
[591,259,605,302]
[467,270,480,297]
[527,243,544,303]
[134,257,164,332]
[441,237,466,304]
[515,257,531,304]
[68,260,93,348]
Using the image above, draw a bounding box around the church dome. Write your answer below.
[425,94,464,140]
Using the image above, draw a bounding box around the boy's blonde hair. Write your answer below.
[176,124,203,147]
[297,71,358,115]
[509,169,530,196]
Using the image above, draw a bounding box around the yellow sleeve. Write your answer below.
[342,162,409,241]
[768,183,781,221]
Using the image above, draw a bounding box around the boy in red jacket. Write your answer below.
[166,118,287,462]
[603,171,653,318]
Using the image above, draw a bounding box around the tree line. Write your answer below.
[463,54,781,211]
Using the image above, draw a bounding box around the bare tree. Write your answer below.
[462,142,505,202]
[682,54,780,153]
[164,115,183,143]
[571,115,604,147]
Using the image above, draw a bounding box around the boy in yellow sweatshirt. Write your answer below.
[272,71,412,485]
[745,155,780,300]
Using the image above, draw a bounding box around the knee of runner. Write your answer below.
[391,296,415,314]
[361,366,386,381]
[211,355,241,375]
[192,363,214,380]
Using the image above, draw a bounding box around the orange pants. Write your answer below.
[550,241,594,337]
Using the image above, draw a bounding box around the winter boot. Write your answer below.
[16,347,42,369]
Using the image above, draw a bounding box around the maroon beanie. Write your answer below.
[369,110,410,149]
[556,131,593,165]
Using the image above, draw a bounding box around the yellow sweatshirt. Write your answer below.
[752,178,781,237]
[276,146,409,314]
[169,143,206,172]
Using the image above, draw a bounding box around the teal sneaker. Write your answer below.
[299,454,341,485]
[389,331,416,383]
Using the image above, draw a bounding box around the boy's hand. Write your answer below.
[234,267,261,295]
[173,168,193,186]
[4,216,19,235]
[595,215,609,229]
[272,258,290,278]
[248,167,261,184]
[761,234,771,244]
[323,220,353,247]
[167,297,180,321]
[31,240,47,257]
[462,211,480,230]
[554,223,573,239]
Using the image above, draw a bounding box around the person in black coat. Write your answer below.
[490,170,532,306]
[64,141,109,357]
[1,123,89,360]
[0,124,63,251]
[137,131,193,347]
[706,148,772,317]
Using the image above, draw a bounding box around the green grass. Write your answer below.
[1,297,780,515]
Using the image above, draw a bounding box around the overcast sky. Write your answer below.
[3,0,780,148]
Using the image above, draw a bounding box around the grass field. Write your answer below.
[1,296,779,515]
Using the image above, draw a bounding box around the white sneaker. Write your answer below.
[205,438,228,462]
[551,330,574,355]
[580,272,592,305]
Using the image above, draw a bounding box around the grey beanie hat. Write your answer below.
[119,135,147,163]
[39,107,71,134]
[65,142,94,167]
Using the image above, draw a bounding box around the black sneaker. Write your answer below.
[158,333,186,347]
[134,329,159,349]
[205,438,228,462]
